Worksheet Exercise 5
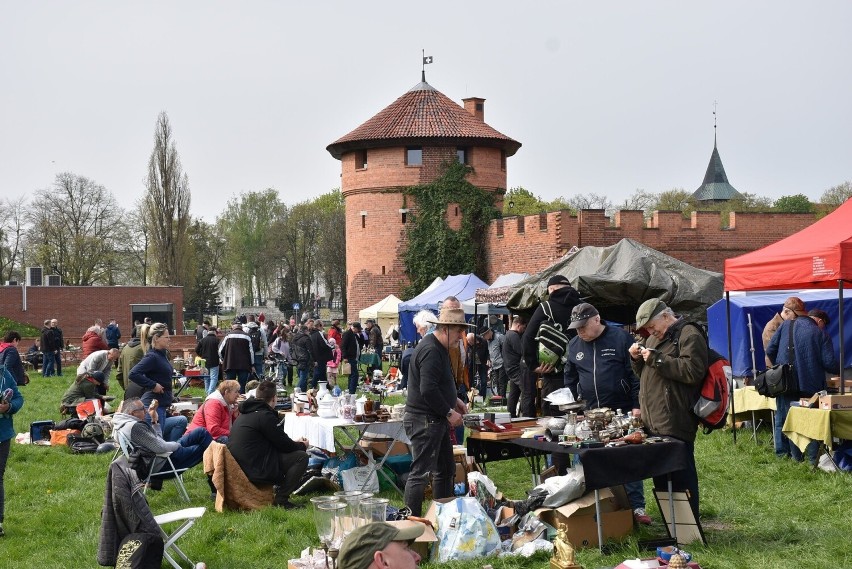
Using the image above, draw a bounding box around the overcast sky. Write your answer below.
[2,1,850,222]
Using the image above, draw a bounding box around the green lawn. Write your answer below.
[3,371,851,568]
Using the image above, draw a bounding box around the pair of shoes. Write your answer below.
[633,507,652,525]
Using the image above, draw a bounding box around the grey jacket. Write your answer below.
[113,412,180,454]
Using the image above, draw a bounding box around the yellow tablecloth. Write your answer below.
[782,407,852,452]
[727,387,776,426]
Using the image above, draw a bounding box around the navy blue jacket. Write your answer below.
[129,349,174,409]
[564,326,640,410]
[766,316,837,397]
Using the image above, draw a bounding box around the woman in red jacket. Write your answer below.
[187,379,240,442]
[81,326,109,359]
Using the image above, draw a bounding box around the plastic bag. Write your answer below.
[435,497,501,562]
[340,461,379,493]
[537,464,585,508]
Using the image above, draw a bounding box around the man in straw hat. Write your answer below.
[338,522,424,569]
[403,306,473,516]
[628,298,706,517]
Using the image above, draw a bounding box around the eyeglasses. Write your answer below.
[131,407,145,414]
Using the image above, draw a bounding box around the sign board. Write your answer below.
[293,303,300,310]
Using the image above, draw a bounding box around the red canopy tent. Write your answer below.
[725,198,852,291]
[724,199,852,405]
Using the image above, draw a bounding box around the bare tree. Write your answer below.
[144,111,192,286]
[0,196,28,283]
[26,172,124,285]
[820,181,852,209]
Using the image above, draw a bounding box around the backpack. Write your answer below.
[248,328,263,353]
[672,322,731,434]
[535,301,569,370]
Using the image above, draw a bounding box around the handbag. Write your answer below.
[755,320,798,398]
[341,361,352,376]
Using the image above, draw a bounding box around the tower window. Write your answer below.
[456,147,469,165]
[355,150,367,170]
[382,266,386,275]
[361,214,366,228]
[501,150,506,171]
[401,211,407,224]
[406,146,422,166]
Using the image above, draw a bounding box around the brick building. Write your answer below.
[328,78,817,320]
[0,285,184,340]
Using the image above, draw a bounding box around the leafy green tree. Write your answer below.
[184,219,226,322]
[654,188,694,213]
[820,181,852,208]
[144,111,192,286]
[219,189,282,305]
[773,194,813,213]
[312,189,346,316]
[403,161,494,296]
[502,187,548,216]
[272,200,321,311]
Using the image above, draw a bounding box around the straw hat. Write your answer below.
[427,307,475,327]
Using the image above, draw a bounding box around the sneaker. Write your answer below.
[633,507,652,525]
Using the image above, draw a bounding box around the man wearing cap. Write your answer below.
[341,322,363,394]
[767,303,837,464]
[762,296,807,366]
[338,522,424,569]
[628,299,706,516]
[564,303,649,524]
[403,307,471,516]
[522,274,582,416]
[483,326,507,399]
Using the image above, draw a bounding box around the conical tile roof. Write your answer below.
[692,142,744,202]
[327,81,521,159]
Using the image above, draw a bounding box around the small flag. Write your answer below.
[423,55,433,64]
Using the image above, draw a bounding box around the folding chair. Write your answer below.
[154,507,206,569]
[117,432,191,502]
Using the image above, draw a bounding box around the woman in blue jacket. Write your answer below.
[129,323,174,428]
[0,330,25,537]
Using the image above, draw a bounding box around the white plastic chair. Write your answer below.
[154,506,206,569]
[116,431,191,502]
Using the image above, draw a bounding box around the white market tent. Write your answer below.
[358,294,402,334]
[461,272,529,315]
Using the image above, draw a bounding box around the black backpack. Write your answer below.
[248,328,262,352]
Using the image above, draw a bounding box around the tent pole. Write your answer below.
[726,291,737,444]
[746,313,758,382]
[839,280,846,395]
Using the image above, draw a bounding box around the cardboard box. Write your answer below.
[534,488,633,548]
[358,438,409,456]
[385,520,437,560]
[819,394,852,410]
[494,505,518,539]
[827,377,852,390]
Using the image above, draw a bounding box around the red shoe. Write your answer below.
[633,508,652,525]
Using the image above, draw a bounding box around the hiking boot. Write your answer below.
[633,507,652,525]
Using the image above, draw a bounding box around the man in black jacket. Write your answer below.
[196,326,221,395]
[503,314,530,418]
[40,319,57,377]
[228,381,309,509]
[310,320,333,389]
[291,325,315,392]
[218,323,253,393]
[340,322,362,394]
[50,319,65,375]
[522,275,582,416]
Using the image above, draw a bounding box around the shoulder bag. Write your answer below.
[755,320,798,398]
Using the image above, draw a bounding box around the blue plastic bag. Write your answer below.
[435,497,501,561]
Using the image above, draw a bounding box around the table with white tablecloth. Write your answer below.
[283,413,410,493]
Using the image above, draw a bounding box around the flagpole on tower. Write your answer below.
[422,49,433,82]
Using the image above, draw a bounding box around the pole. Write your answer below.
[726,291,737,444]
[839,280,846,395]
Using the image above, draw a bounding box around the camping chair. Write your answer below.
[117,432,191,503]
[154,507,207,569]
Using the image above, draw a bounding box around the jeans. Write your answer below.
[474,363,489,397]
[774,395,819,463]
[254,354,264,377]
[624,480,646,511]
[403,413,454,517]
[42,351,55,377]
[163,415,188,442]
[507,363,533,418]
[313,365,327,389]
[0,439,9,522]
[54,351,62,375]
[157,428,213,473]
[205,366,220,395]
[297,368,310,392]
[225,369,250,393]
[347,358,359,394]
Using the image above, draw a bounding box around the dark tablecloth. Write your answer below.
[511,438,689,490]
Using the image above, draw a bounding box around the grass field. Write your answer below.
[3,369,851,569]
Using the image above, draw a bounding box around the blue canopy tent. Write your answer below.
[398,273,488,343]
[708,291,852,378]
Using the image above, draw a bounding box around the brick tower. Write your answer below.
[327,78,521,320]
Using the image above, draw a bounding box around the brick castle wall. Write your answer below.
[0,286,184,338]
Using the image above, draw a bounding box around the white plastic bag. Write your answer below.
[435,497,501,561]
[537,464,585,508]
[340,461,380,493]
